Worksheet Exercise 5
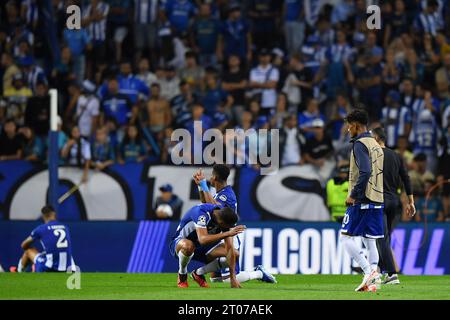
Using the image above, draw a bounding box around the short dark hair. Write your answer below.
[41,205,55,216]
[212,164,230,182]
[345,109,369,126]
[218,207,238,226]
[414,153,427,162]
[372,127,386,143]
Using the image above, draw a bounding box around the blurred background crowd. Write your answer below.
[0,0,449,222]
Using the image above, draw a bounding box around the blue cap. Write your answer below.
[159,184,173,192]
[387,90,401,103]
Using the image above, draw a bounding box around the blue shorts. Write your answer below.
[340,203,384,239]
[169,238,222,264]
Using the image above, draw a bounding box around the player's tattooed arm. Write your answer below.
[195,225,245,246]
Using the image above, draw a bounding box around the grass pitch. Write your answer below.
[0,273,449,300]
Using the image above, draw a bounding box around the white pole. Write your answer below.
[49,89,58,131]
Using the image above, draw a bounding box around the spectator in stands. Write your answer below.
[50,46,76,102]
[157,65,180,101]
[409,153,436,196]
[400,77,416,111]
[177,51,205,92]
[414,0,442,37]
[249,49,279,116]
[107,0,131,63]
[61,126,91,183]
[0,119,22,161]
[383,0,409,45]
[82,0,110,81]
[403,49,424,83]
[302,118,335,184]
[18,56,47,94]
[100,76,135,128]
[355,48,383,121]
[133,0,161,66]
[163,0,196,36]
[415,179,445,222]
[282,53,314,112]
[3,72,32,125]
[382,49,402,93]
[283,0,305,56]
[202,67,232,127]
[298,98,325,138]
[145,83,171,146]
[396,135,414,170]
[24,81,49,140]
[136,57,158,89]
[170,80,195,128]
[329,92,351,143]
[248,0,278,52]
[318,29,354,100]
[63,1,92,83]
[91,126,115,170]
[75,80,100,139]
[191,2,220,66]
[118,124,147,164]
[222,54,247,126]
[409,92,440,172]
[279,114,304,166]
[381,90,412,148]
[218,3,252,64]
[326,160,350,222]
[18,126,43,162]
[1,51,20,92]
[153,183,183,220]
[435,52,450,100]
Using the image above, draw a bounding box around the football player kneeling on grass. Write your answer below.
[169,203,245,288]
[10,205,76,273]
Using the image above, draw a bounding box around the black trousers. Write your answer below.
[377,196,401,274]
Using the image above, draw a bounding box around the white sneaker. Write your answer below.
[355,270,379,292]
[383,274,400,285]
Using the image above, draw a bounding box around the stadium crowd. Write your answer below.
[0,0,449,222]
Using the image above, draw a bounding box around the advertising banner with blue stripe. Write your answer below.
[0,222,448,275]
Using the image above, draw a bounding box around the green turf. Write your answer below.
[0,273,449,300]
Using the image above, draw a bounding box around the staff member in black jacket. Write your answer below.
[371,127,416,285]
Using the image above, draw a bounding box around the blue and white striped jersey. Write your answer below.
[134,0,160,24]
[30,221,75,272]
[83,2,110,42]
[381,106,412,148]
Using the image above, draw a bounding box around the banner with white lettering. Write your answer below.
[0,161,328,221]
[0,222,447,275]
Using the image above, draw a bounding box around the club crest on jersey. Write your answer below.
[197,215,207,227]
[219,195,227,202]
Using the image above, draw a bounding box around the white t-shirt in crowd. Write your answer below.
[76,94,100,137]
[250,64,279,109]
[282,127,301,166]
